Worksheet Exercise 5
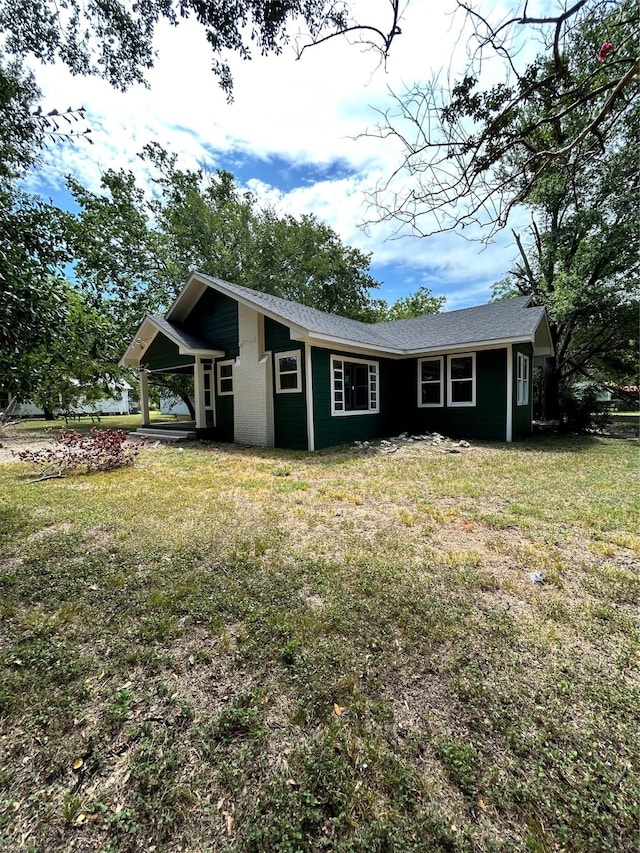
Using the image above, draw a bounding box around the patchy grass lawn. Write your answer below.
[0,433,638,852]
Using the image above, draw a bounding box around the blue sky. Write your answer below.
[24,0,528,311]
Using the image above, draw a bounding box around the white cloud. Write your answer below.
[24,0,526,308]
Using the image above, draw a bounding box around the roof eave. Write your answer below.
[119,315,224,368]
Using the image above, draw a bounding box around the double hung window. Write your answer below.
[275,351,301,393]
[217,360,234,395]
[418,357,444,407]
[447,354,476,407]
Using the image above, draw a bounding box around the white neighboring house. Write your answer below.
[159,393,191,417]
[3,381,133,418]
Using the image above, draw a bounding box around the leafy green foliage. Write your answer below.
[0,0,401,98]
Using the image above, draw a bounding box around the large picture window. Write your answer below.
[418,357,444,407]
[275,350,301,393]
[331,356,379,416]
[517,352,530,406]
[447,353,476,407]
[217,360,234,396]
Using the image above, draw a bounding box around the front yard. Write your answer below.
[0,428,638,851]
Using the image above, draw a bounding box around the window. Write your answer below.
[447,353,476,407]
[418,357,444,407]
[517,352,530,405]
[275,350,301,393]
[331,356,379,416]
[217,360,234,396]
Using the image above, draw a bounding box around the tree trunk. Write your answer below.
[179,392,196,420]
[43,407,56,421]
[542,357,562,421]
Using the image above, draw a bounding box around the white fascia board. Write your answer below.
[166,273,208,322]
[119,317,157,367]
[297,333,536,359]
[534,312,555,357]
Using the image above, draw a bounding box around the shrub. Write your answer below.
[560,385,612,433]
[13,427,143,480]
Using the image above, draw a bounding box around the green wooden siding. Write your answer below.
[182,288,239,358]
[142,334,194,372]
[311,347,397,449]
[265,318,308,450]
[513,342,534,439]
[407,349,508,440]
[181,288,239,443]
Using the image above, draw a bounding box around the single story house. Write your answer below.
[120,273,554,450]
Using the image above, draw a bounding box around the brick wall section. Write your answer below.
[233,303,274,446]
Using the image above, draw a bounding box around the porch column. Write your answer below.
[139,369,150,426]
[193,357,206,429]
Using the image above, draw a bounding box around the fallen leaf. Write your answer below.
[74,813,86,826]
[225,814,235,836]
[477,797,487,810]
[333,703,344,716]
[72,758,84,771]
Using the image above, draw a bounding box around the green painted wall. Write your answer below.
[513,342,534,439]
[181,288,239,443]
[311,347,398,449]
[142,335,194,372]
[407,349,508,440]
[182,288,239,358]
[265,318,308,450]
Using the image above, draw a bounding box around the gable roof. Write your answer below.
[120,314,224,368]
[167,273,553,357]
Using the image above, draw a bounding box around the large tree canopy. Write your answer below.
[67,144,389,336]
[369,0,639,237]
[0,0,403,99]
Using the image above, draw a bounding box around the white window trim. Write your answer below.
[330,355,379,417]
[517,352,530,406]
[275,350,302,394]
[417,356,444,408]
[447,352,476,407]
[216,359,234,396]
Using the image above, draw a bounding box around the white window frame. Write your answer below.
[447,353,476,407]
[417,356,444,408]
[275,350,302,394]
[517,352,530,406]
[216,359,234,396]
[330,355,379,417]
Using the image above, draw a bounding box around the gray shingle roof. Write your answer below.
[194,274,545,354]
[149,315,222,353]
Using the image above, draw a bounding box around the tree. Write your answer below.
[385,285,445,319]
[69,144,386,328]
[494,98,639,418]
[368,0,639,238]
[21,282,120,419]
[0,0,403,99]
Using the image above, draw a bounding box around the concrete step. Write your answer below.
[131,428,197,441]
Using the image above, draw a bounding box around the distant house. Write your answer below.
[3,381,133,418]
[120,273,554,449]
